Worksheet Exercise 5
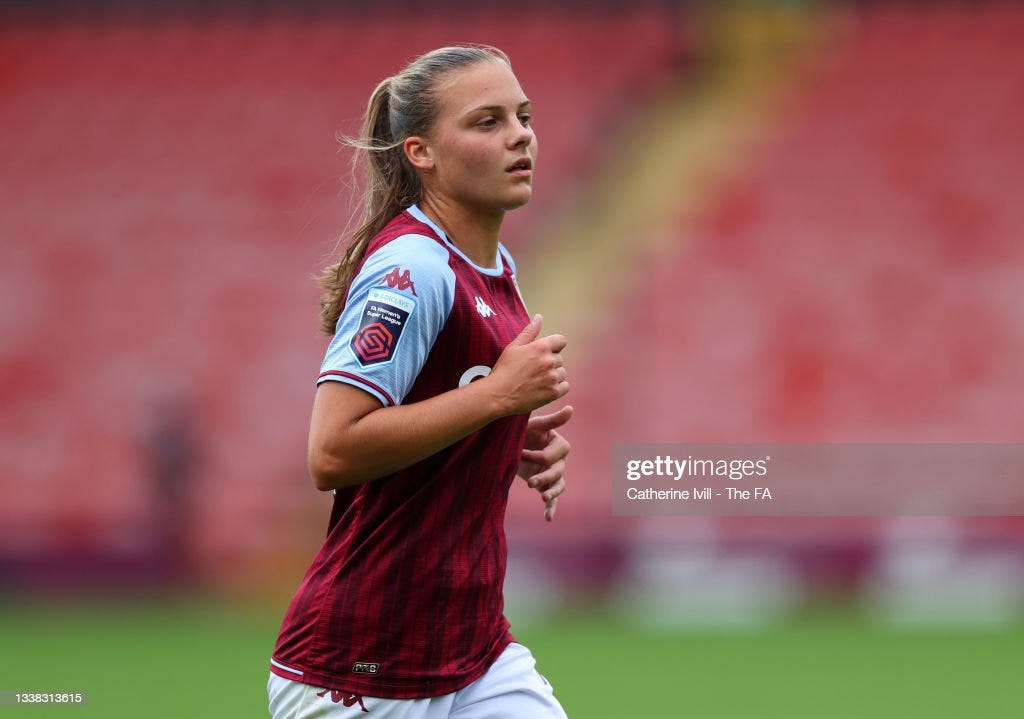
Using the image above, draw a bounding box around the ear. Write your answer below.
[404,136,434,172]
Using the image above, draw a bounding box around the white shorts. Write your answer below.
[267,642,567,718]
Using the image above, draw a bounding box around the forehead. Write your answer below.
[433,61,528,117]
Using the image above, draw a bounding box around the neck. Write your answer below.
[417,193,504,269]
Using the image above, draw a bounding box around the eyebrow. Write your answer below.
[465,100,531,116]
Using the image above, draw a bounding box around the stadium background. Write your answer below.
[2,0,1023,716]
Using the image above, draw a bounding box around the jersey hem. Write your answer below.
[268,634,513,700]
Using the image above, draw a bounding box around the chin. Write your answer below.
[502,189,533,211]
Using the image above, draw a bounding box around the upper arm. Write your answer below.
[316,234,456,406]
[309,234,455,489]
[307,381,383,489]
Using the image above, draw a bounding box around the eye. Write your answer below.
[518,114,532,127]
[477,117,498,128]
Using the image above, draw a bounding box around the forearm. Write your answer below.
[310,378,510,490]
[310,315,568,491]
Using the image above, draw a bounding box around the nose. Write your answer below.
[508,118,534,150]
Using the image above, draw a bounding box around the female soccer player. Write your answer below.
[267,45,572,718]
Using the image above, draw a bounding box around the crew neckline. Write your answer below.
[406,204,505,277]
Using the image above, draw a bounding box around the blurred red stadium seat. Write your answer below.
[0,5,683,570]
[504,2,1024,570]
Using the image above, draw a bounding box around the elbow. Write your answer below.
[310,467,338,493]
[308,450,358,492]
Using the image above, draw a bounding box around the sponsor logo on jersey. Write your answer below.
[352,662,380,674]
[380,267,418,296]
[316,689,369,712]
[350,288,415,366]
[475,296,496,318]
[459,365,492,387]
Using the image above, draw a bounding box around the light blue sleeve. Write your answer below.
[317,234,455,406]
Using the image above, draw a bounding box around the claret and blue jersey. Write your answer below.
[271,205,533,699]
[317,204,527,407]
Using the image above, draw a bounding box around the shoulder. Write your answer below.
[357,233,456,298]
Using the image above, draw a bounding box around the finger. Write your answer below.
[521,448,551,467]
[522,428,552,452]
[526,405,574,433]
[518,460,544,481]
[512,314,542,346]
[522,433,569,463]
[522,438,569,468]
[539,476,566,502]
[544,496,558,522]
[528,461,566,491]
[542,334,567,354]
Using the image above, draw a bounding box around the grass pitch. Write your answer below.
[1,597,1021,718]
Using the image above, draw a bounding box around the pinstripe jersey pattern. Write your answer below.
[270,206,531,698]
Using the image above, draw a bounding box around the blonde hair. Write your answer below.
[317,45,512,335]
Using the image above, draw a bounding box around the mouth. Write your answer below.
[506,157,533,175]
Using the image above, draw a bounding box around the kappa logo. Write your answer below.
[381,267,418,296]
[316,689,368,713]
[475,296,496,318]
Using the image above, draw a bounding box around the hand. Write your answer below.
[518,405,574,522]
[489,314,569,417]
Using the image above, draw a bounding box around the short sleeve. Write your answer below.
[318,234,455,406]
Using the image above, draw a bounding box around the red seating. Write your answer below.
[509,3,1024,547]
[0,7,684,571]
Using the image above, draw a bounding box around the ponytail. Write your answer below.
[317,45,512,335]
[317,77,415,335]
